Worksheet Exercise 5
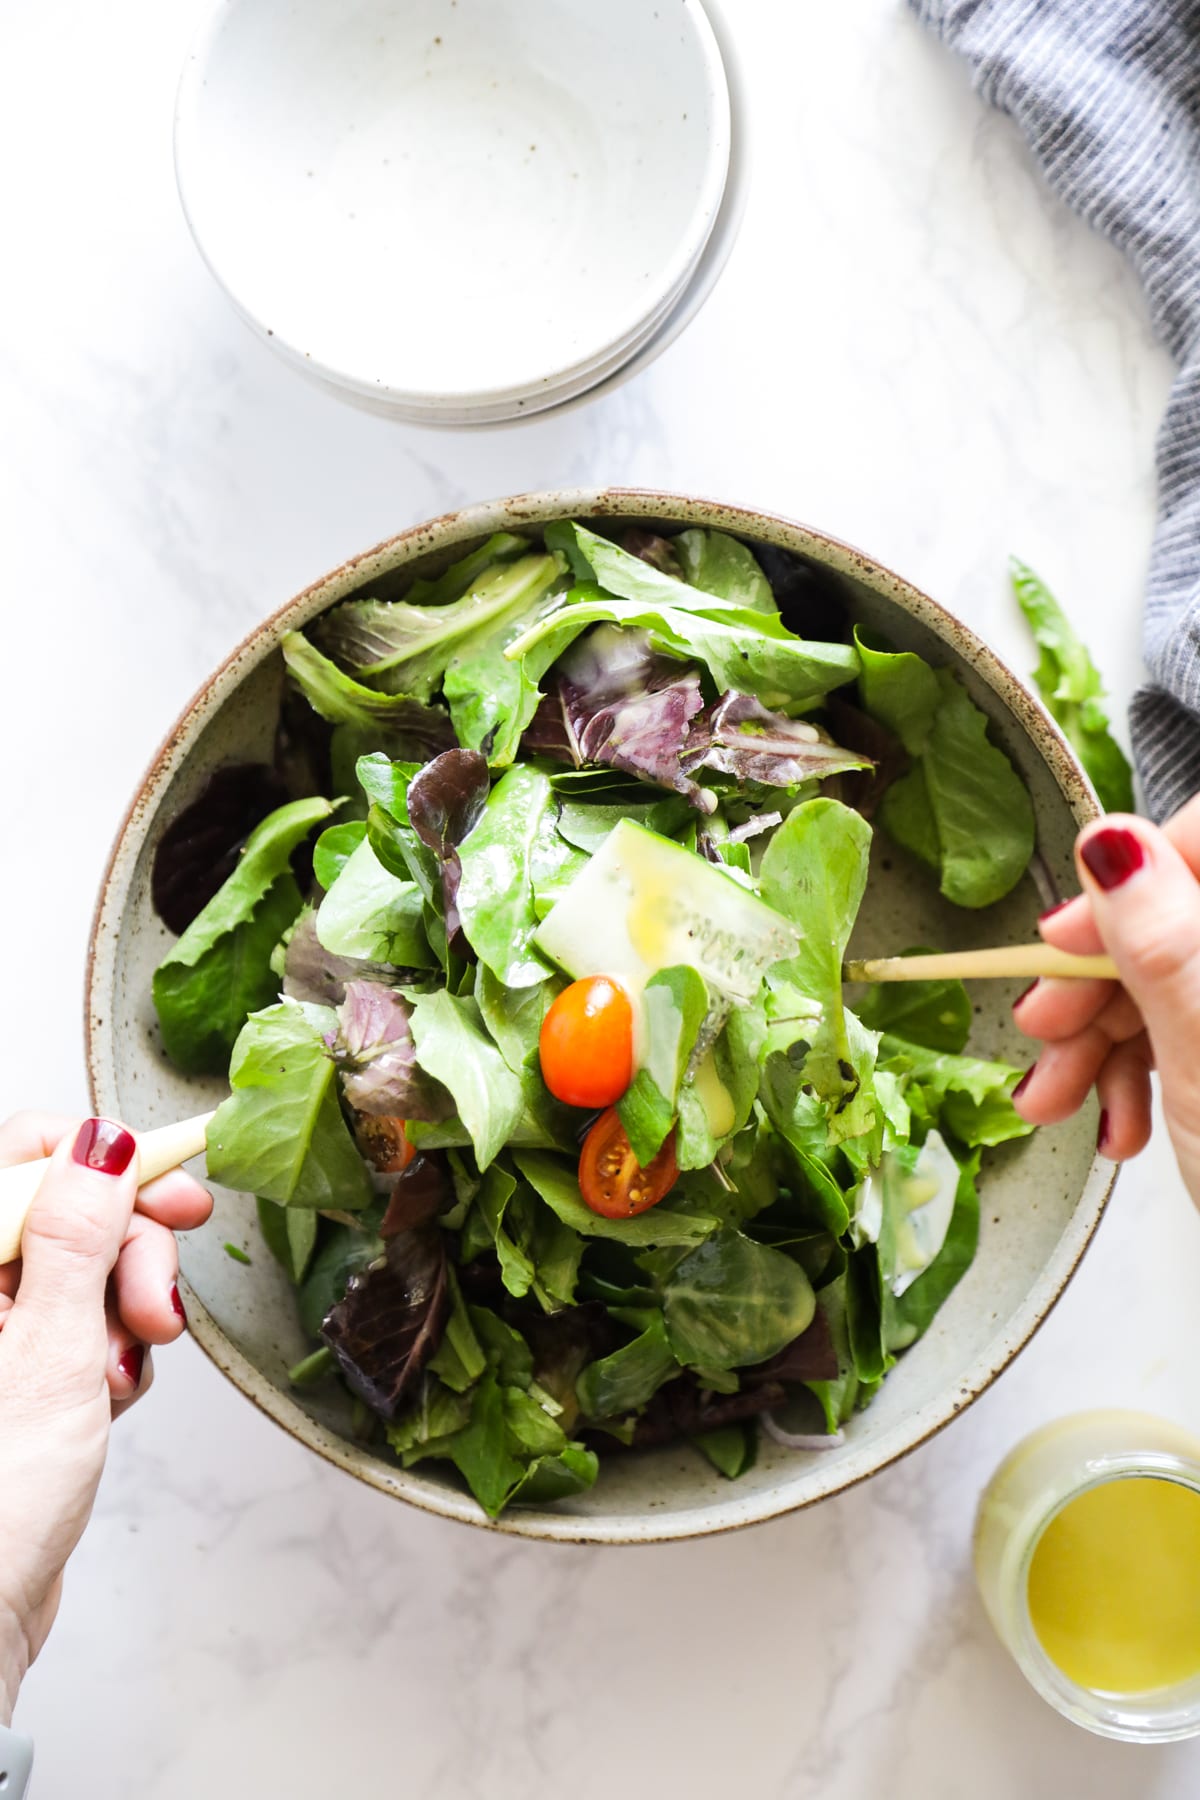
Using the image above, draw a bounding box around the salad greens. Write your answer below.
[151,519,1046,1518]
[1011,557,1135,814]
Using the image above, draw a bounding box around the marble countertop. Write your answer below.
[4,0,1198,1793]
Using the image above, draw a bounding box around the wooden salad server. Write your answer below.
[0,1111,214,1265]
[0,944,1118,1265]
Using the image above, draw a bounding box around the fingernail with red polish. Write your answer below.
[170,1283,186,1324]
[118,1344,145,1389]
[1097,1109,1111,1155]
[1039,899,1071,923]
[72,1118,136,1177]
[1013,981,1039,1010]
[1080,827,1145,892]
[1013,1066,1036,1101]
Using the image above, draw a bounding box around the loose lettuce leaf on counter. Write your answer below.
[312,553,566,701]
[1011,557,1135,814]
[153,796,335,1075]
[207,999,374,1209]
[856,634,1035,908]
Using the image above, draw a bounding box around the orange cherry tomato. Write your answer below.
[578,1107,679,1219]
[538,976,634,1109]
[355,1115,415,1174]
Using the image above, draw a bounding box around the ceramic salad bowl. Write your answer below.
[85,489,1115,1543]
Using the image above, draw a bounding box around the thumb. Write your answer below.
[1075,817,1200,1109]
[5,1119,139,1402]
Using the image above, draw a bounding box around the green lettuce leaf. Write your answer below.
[674,528,778,614]
[455,765,570,988]
[153,796,335,1074]
[617,965,709,1166]
[315,837,433,966]
[206,999,373,1209]
[1011,557,1134,813]
[857,634,1035,908]
[576,1314,681,1419]
[879,1036,1035,1148]
[663,1229,816,1371]
[758,797,875,1126]
[408,991,526,1170]
[281,632,457,735]
[507,584,860,714]
[856,958,972,1054]
[313,552,566,701]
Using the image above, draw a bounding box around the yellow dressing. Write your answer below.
[691,1050,736,1137]
[1027,1476,1200,1695]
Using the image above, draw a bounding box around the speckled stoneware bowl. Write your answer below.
[86,489,1116,1544]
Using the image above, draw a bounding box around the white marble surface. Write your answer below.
[2,0,1197,1793]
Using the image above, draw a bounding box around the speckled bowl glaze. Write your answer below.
[86,490,1116,1544]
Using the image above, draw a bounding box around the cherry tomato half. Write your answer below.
[578,1108,679,1219]
[355,1115,415,1175]
[539,976,634,1109]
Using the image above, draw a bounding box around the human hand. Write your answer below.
[0,1114,211,1723]
[1012,795,1200,1197]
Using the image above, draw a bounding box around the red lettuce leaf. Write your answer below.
[406,750,491,947]
[618,528,684,579]
[556,627,712,811]
[683,693,873,788]
[336,979,453,1120]
[380,1155,450,1237]
[320,1227,449,1419]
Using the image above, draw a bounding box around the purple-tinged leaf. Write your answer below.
[406,750,491,946]
[743,1309,838,1385]
[336,980,453,1120]
[684,693,873,789]
[556,626,712,811]
[282,909,397,1007]
[520,692,578,764]
[380,1155,450,1237]
[619,528,684,579]
[320,1228,449,1418]
[151,764,290,935]
[825,696,906,821]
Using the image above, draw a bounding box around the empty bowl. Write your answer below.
[175,0,732,419]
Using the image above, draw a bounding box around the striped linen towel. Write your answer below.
[910,0,1200,820]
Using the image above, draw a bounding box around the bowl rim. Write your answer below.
[85,487,1118,1544]
[173,0,732,409]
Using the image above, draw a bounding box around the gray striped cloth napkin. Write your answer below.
[910,0,1200,821]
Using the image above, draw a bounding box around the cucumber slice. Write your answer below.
[533,819,798,1005]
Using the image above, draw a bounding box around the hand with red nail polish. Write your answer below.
[0,1111,211,1724]
[1012,796,1200,1192]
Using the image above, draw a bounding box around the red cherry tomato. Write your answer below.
[538,976,634,1108]
[578,1108,679,1219]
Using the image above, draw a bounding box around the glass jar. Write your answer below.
[974,1409,1200,1742]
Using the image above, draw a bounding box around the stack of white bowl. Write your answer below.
[175,0,745,426]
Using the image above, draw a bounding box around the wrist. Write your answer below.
[0,1608,28,1727]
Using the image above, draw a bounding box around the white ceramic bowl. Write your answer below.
[175,0,731,415]
[87,490,1117,1544]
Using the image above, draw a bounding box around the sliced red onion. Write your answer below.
[760,1410,845,1452]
